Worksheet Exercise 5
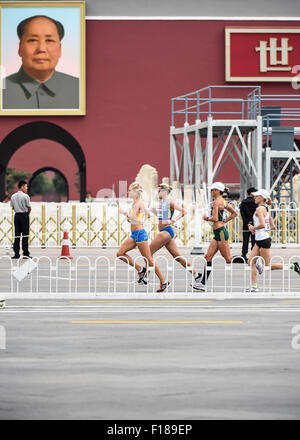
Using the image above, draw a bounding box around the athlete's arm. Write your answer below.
[223,203,237,223]
[139,200,151,220]
[269,213,275,230]
[249,206,266,232]
[169,201,186,224]
[119,206,132,223]
[149,206,157,216]
[205,200,219,222]
[119,207,127,216]
[127,203,140,224]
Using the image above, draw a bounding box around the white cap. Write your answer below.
[209,182,225,192]
[253,189,270,200]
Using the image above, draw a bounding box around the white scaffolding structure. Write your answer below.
[170,86,300,204]
[261,109,300,202]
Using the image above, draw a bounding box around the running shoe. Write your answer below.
[157,281,170,293]
[137,267,147,284]
[0,300,5,309]
[255,257,264,275]
[245,285,259,293]
[291,262,300,275]
[191,273,206,291]
[191,280,206,291]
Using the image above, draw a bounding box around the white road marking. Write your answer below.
[1,306,300,313]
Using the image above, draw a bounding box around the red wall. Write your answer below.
[2,19,299,198]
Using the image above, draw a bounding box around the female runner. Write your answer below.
[117,182,170,292]
[146,183,202,282]
[246,189,300,292]
[192,181,237,291]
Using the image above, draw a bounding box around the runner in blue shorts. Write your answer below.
[145,183,201,283]
[117,182,169,292]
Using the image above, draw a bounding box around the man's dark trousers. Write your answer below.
[242,230,256,258]
[13,212,29,257]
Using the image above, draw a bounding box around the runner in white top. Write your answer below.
[246,189,300,293]
[252,207,271,241]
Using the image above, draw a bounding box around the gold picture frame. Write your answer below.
[0,1,85,115]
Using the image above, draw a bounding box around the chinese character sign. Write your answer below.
[225,27,300,82]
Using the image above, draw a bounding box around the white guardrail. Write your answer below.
[0,255,300,299]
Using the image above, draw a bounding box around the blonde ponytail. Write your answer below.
[158,183,173,193]
[129,182,143,195]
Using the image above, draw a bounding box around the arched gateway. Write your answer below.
[0,121,86,201]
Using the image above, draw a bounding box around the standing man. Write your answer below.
[85,191,94,202]
[239,186,257,261]
[10,181,32,259]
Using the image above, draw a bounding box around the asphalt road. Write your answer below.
[0,297,300,420]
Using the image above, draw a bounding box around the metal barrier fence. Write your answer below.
[1,254,299,298]
[0,202,299,248]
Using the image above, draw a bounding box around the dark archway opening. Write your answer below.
[28,167,69,202]
[0,121,86,201]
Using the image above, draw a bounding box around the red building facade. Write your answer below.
[2,19,299,200]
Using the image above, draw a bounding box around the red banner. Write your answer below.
[225,27,300,82]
